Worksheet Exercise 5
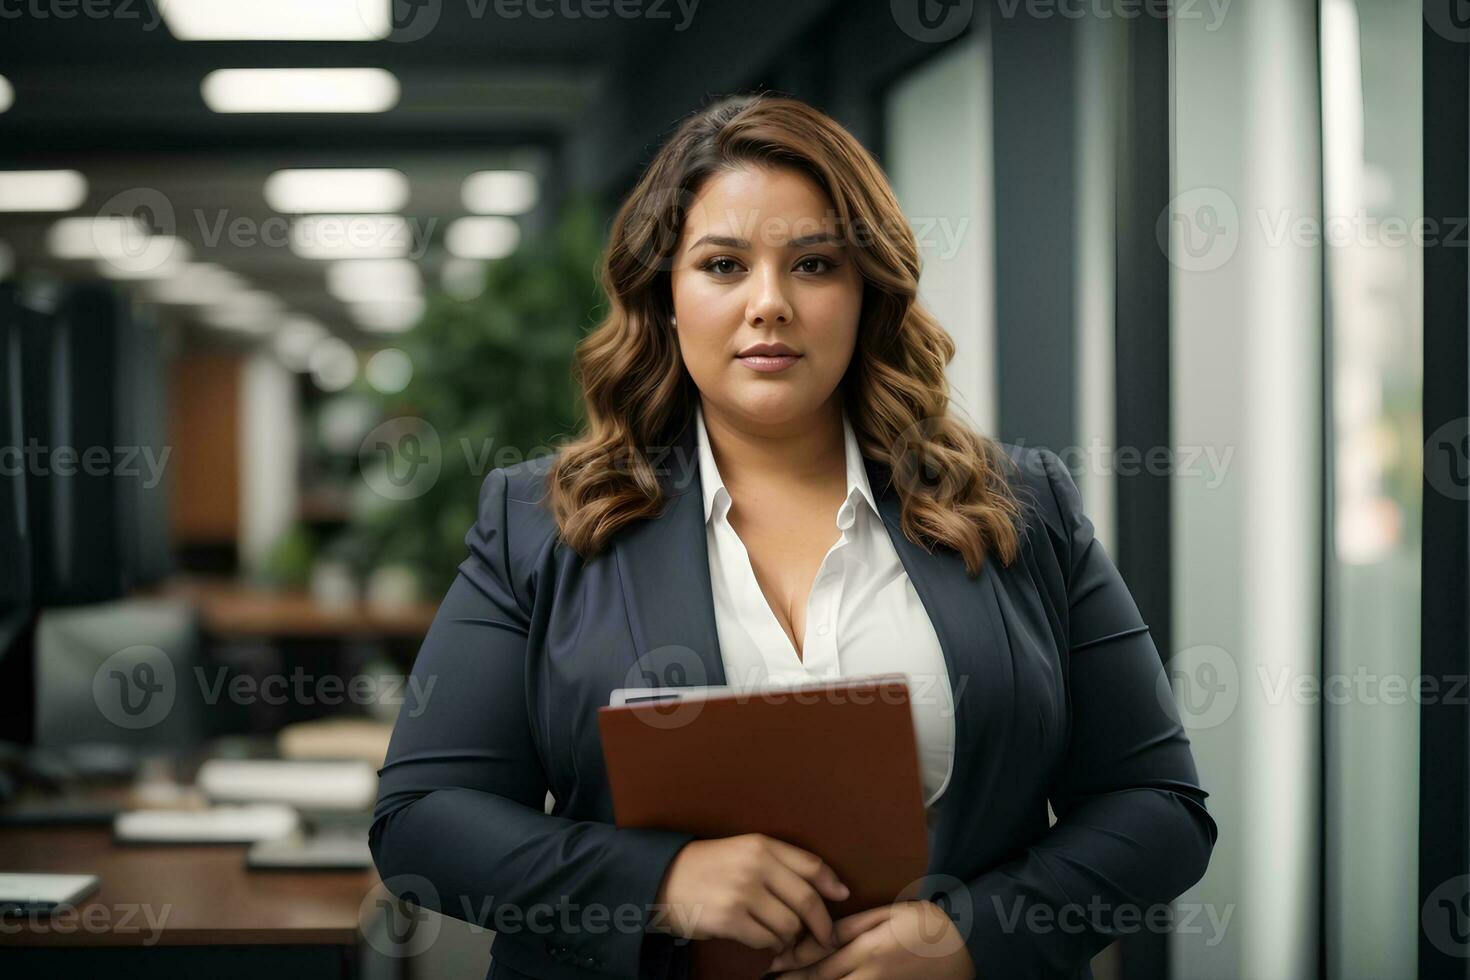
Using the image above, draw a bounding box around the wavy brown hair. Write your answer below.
[546,93,1024,575]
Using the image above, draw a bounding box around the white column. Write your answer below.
[883,30,997,438]
[239,350,300,575]
[1171,1,1323,977]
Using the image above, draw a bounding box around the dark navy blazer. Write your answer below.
[369,414,1217,979]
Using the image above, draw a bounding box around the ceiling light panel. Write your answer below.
[202,69,399,114]
[264,169,409,214]
[162,0,390,40]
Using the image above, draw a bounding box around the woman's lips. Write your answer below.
[737,354,802,373]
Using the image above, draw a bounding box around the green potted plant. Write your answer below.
[350,195,609,597]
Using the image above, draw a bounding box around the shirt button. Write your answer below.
[817,624,830,636]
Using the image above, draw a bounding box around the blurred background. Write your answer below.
[0,1,1462,978]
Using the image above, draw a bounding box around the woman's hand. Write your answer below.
[650,833,850,952]
[766,900,976,979]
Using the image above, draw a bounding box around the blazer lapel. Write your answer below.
[862,456,1015,861]
[612,416,728,690]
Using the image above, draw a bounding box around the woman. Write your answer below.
[370,93,1216,980]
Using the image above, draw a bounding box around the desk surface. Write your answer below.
[0,825,381,947]
[153,578,439,639]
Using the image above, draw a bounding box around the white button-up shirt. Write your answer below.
[693,399,955,808]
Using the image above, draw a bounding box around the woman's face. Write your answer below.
[670,165,863,433]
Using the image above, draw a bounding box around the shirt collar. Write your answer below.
[694,399,879,527]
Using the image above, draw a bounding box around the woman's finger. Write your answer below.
[746,890,805,949]
[774,929,872,980]
[761,838,850,901]
[728,910,785,952]
[832,905,896,944]
[767,904,897,973]
[767,932,831,973]
[763,857,838,946]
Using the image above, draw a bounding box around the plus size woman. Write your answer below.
[371,93,1216,980]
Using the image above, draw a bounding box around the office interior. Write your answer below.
[0,1,1459,978]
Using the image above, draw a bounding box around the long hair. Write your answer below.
[546,93,1024,575]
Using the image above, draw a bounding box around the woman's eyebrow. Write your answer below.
[685,231,844,252]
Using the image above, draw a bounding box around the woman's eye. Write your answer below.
[702,257,741,275]
[700,256,836,276]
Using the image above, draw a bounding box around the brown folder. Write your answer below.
[598,674,931,979]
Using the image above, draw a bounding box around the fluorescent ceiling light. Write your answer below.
[148,264,248,305]
[350,297,426,333]
[309,337,359,391]
[440,257,486,300]
[462,170,538,215]
[203,309,275,333]
[162,0,390,40]
[0,75,13,113]
[327,259,420,303]
[202,69,399,114]
[51,216,190,278]
[0,171,87,213]
[446,217,520,260]
[96,237,193,280]
[291,214,412,260]
[48,215,146,259]
[366,348,413,394]
[274,316,329,371]
[264,169,409,214]
[204,291,283,333]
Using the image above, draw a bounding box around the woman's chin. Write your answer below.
[723,391,827,430]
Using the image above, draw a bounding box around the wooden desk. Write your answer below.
[0,825,387,978]
[156,578,439,639]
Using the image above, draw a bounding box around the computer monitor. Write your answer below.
[0,283,35,744]
[0,281,175,746]
[21,282,172,607]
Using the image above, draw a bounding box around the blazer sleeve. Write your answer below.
[934,448,1218,978]
[369,467,698,979]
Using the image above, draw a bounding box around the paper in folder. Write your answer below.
[598,673,930,979]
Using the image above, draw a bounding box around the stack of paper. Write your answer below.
[195,759,378,811]
[114,804,299,844]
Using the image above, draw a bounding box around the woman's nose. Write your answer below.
[745,264,793,326]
